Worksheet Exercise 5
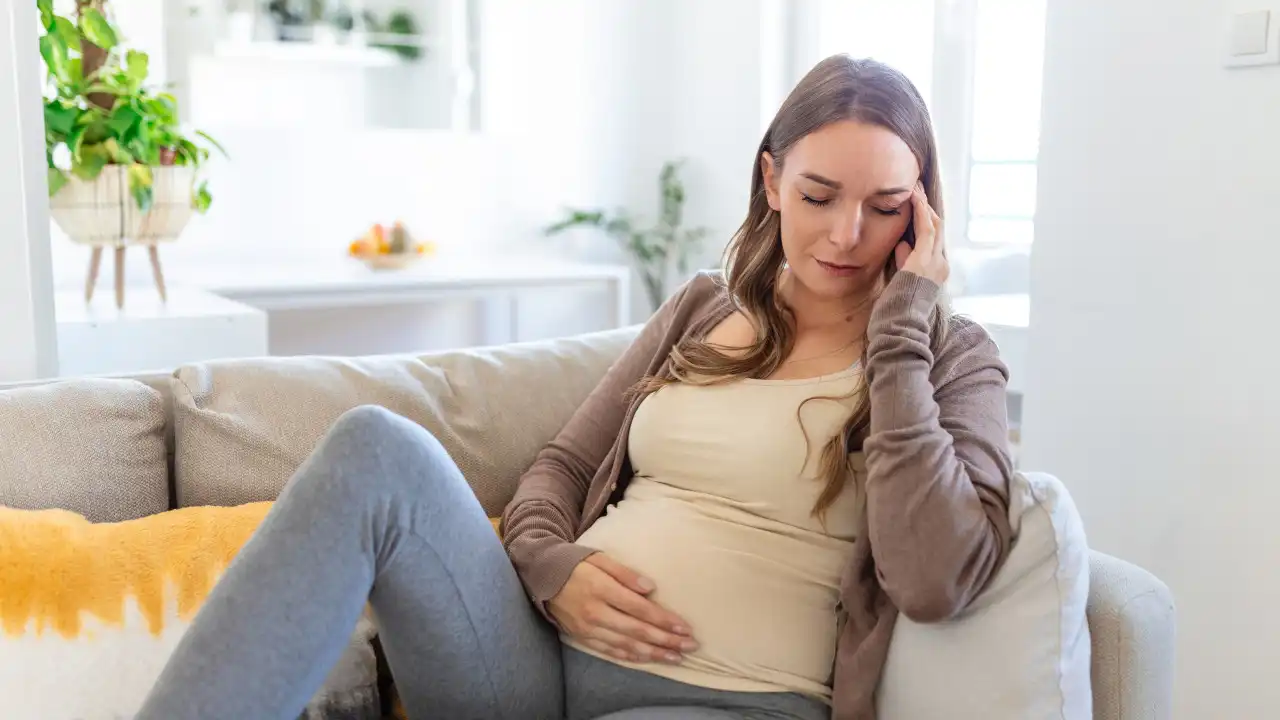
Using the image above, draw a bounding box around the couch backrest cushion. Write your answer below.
[172,327,638,514]
[0,379,169,522]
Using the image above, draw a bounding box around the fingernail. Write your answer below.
[672,624,689,635]
[681,639,699,652]
[665,652,683,663]
[637,577,656,592]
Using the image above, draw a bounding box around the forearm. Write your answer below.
[503,519,596,619]
[862,271,1014,621]
[502,452,596,615]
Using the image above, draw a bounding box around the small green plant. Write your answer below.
[545,160,709,311]
[38,0,225,212]
[367,8,423,61]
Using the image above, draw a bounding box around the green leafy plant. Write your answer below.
[367,9,423,61]
[38,0,225,212]
[545,160,709,311]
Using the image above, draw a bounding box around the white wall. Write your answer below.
[1022,0,1280,716]
[1,0,58,381]
[666,0,776,272]
[480,0,776,286]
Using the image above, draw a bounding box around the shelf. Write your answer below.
[273,27,440,49]
[951,293,1030,329]
[211,41,401,68]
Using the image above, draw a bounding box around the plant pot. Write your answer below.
[49,165,197,308]
[49,165,196,247]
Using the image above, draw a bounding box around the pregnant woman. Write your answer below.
[139,54,1015,720]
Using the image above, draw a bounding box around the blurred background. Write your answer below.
[33,0,1043,359]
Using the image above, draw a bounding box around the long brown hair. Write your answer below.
[636,55,950,516]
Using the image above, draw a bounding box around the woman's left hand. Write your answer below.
[894,185,949,286]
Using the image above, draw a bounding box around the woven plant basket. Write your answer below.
[49,165,196,247]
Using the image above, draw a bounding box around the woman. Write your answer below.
[139,55,1014,720]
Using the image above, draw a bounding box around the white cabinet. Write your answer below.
[55,288,268,376]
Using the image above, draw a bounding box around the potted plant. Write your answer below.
[39,0,226,308]
[366,8,424,61]
[545,160,710,312]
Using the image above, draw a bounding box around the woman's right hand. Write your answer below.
[549,553,698,664]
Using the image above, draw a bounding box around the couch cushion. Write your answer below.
[172,328,638,514]
[876,471,1093,719]
[0,379,168,522]
[0,502,378,720]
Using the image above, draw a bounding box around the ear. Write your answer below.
[760,152,781,212]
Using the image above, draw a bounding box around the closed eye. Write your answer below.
[873,206,903,216]
[801,193,832,208]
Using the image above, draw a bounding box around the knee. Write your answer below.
[319,405,458,490]
[330,404,406,443]
[327,405,444,457]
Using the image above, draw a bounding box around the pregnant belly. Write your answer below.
[572,495,848,697]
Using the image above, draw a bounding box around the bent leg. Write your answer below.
[138,406,563,720]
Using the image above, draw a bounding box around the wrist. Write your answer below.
[870,271,941,336]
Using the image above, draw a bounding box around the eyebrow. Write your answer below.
[799,172,911,196]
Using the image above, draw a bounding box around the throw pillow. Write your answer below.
[876,471,1092,719]
[0,502,379,720]
[0,378,168,522]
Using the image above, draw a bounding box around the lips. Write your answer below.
[816,259,861,277]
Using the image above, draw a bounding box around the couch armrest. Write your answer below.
[1088,550,1176,720]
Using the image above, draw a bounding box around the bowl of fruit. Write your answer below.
[348,222,436,270]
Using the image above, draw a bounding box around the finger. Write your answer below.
[588,625,678,664]
[910,189,936,255]
[595,602,695,654]
[582,637,641,664]
[605,582,695,638]
[911,187,935,233]
[587,554,657,596]
[930,207,946,260]
[894,240,912,271]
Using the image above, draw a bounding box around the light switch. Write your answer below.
[1226,9,1280,68]
[1232,10,1271,55]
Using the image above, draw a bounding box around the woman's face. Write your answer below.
[762,120,921,302]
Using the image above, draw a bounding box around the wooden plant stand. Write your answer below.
[84,244,168,308]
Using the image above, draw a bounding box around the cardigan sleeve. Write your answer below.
[861,270,1015,622]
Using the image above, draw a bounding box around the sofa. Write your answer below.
[0,326,1176,719]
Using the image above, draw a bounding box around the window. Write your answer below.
[967,0,1047,248]
[808,0,1048,250]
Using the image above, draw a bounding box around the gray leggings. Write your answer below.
[137,406,829,720]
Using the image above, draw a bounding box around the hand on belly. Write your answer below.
[550,552,701,665]
[576,504,846,688]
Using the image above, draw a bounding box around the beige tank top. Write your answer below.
[566,365,865,703]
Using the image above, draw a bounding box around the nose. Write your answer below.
[830,205,863,252]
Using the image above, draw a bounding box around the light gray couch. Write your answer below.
[0,327,1176,718]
